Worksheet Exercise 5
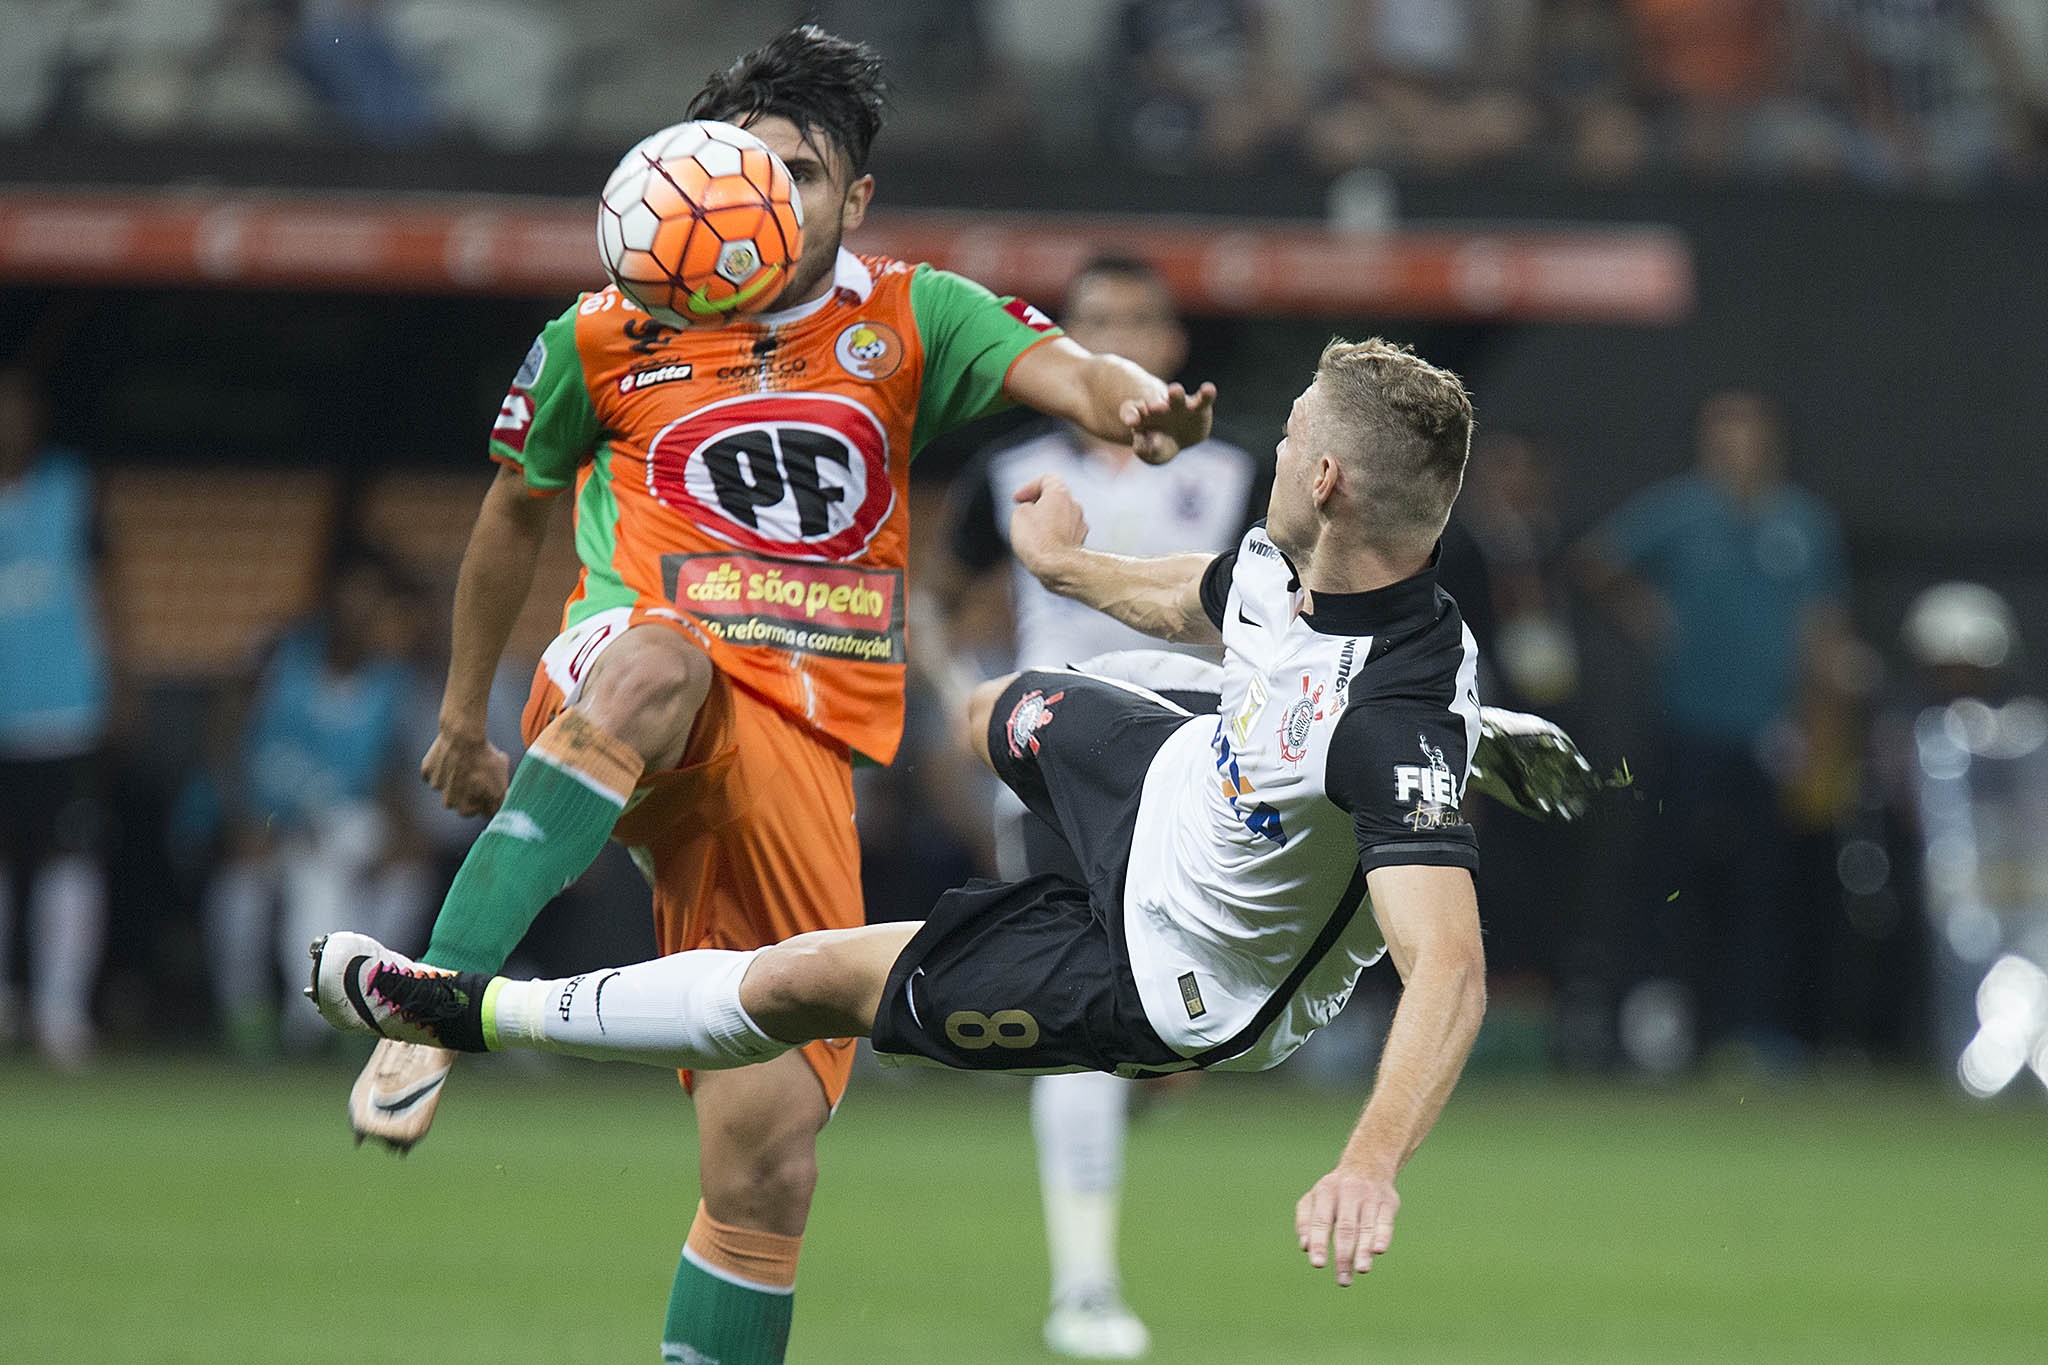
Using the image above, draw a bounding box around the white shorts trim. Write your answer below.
[537,606,636,710]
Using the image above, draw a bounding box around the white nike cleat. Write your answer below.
[349,1038,457,1153]
[1469,706,1601,821]
[1045,1290,1151,1360]
[306,931,485,1048]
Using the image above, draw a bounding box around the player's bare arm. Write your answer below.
[1296,864,1485,1287]
[422,461,555,816]
[1008,473,1220,644]
[1007,336,1217,465]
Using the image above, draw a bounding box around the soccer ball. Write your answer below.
[598,120,804,327]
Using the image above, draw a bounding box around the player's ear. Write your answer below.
[1312,453,1342,508]
[840,174,875,233]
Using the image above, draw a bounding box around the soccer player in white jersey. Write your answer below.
[946,255,1260,1358]
[311,338,1595,1294]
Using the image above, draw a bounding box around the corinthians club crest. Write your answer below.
[1277,673,1325,764]
[1006,688,1064,758]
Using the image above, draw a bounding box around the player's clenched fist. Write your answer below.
[1122,380,1217,465]
[1296,1163,1400,1287]
[1008,475,1091,581]
[422,729,510,817]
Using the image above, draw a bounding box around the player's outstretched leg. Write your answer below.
[309,923,914,1068]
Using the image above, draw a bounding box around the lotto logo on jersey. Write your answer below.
[645,391,894,560]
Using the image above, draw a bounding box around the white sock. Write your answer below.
[1032,1070,1131,1303]
[205,860,275,1017]
[28,855,106,1050]
[487,948,791,1070]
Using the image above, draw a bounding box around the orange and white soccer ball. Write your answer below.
[598,120,804,326]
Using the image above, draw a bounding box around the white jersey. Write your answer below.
[951,426,1259,668]
[1121,526,1481,1071]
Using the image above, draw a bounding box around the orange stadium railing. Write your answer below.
[0,188,1692,323]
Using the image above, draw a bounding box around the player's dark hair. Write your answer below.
[1061,254,1169,315]
[689,25,888,174]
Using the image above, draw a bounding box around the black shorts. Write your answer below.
[1014,683,1219,885]
[0,754,105,867]
[869,671,1201,1076]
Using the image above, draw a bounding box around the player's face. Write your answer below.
[1061,274,1186,379]
[1266,387,1320,557]
[1697,390,1781,493]
[739,115,875,306]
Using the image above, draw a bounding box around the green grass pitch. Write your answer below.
[2,1054,2042,1363]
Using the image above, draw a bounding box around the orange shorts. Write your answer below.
[523,607,863,1108]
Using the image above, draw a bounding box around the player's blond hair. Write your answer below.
[1312,337,1474,553]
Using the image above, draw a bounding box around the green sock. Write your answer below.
[663,1249,795,1365]
[420,714,640,974]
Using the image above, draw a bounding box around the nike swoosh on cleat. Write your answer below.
[370,1072,446,1114]
[341,956,387,1037]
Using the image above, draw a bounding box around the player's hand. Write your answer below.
[422,728,510,817]
[1122,381,1216,465]
[1296,1163,1400,1287]
[1009,475,1091,582]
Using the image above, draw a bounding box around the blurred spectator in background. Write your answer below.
[939,255,1260,1360]
[1108,0,1305,169]
[382,0,568,149]
[809,0,1034,155]
[1310,0,1540,174]
[1539,0,1655,180]
[1812,0,2040,185]
[1460,430,1580,709]
[0,366,110,1071]
[1576,388,1854,1074]
[295,0,442,145]
[191,1,323,139]
[1622,0,1784,174]
[204,543,428,1058]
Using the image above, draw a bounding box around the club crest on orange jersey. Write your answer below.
[834,321,903,381]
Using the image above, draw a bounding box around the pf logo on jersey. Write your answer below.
[645,391,894,561]
[1006,688,1064,758]
[1277,673,1325,764]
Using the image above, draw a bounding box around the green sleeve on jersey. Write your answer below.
[908,264,1062,455]
[488,303,600,492]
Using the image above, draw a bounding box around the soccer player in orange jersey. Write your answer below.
[344,25,1214,1365]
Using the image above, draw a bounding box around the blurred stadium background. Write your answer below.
[3,2,2047,1361]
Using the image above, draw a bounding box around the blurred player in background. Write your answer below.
[942,255,1260,1359]
[205,544,428,1058]
[0,365,110,1071]
[353,26,1215,1365]
[1576,388,1853,1072]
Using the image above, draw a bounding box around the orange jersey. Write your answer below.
[490,249,1060,762]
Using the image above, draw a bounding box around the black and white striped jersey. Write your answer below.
[1121,525,1481,1070]
[951,425,1260,669]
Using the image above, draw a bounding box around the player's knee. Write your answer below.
[705,1142,819,1221]
[744,934,845,1036]
[963,674,1017,770]
[577,632,711,768]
